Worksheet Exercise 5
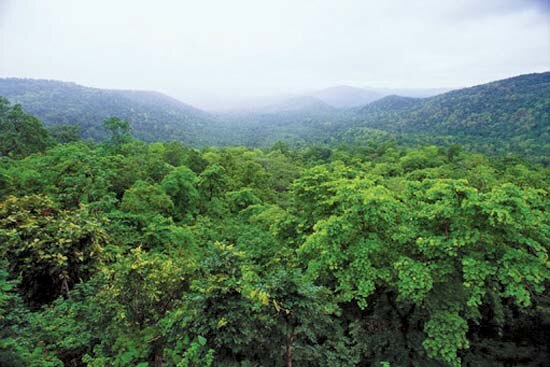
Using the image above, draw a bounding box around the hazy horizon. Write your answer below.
[1,0,548,109]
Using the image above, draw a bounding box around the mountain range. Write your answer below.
[0,72,548,160]
[0,78,214,144]
[357,72,549,139]
[308,85,449,108]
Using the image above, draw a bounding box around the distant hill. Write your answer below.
[372,87,451,99]
[259,96,335,114]
[217,96,345,147]
[308,85,449,108]
[1,73,548,160]
[309,86,383,108]
[0,78,217,144]
[360,95,422,113]
[356,72,550,140]
[222,72,550,159]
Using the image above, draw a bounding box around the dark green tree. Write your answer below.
[0,98,50,158]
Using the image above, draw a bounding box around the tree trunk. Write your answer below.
[61,278,70,297]
[155,354,163,367]
[286,326,296,367]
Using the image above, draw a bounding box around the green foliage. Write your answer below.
[121,180,174,217]
[2,72,548,162]
[161,166,199,219]
[355,72,550,162]
[0,106,548,366]
[103,117,131,145]
[0,97,50,158]
[48,124,82,144]
[226,188,260,213]
[0,79,215,145]
[0,195,107,306]
[293,152,549,365]
[197,164,228,202]
[423,312,469,367]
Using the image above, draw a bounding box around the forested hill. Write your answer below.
[228,72,550,159]
[1,77,549,366]
[0,78,217,144]
[356,72,550,140]
[259,96,335,114]
[1,73,549,160]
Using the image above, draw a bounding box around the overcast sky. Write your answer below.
[0,0,549,108]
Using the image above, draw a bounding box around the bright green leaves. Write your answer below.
[155,336,215,367]
[301,215,351,275]
[141,215,194,251]
[44,144,112,208]
[412,179,480,258]
[481,183,535,227]
[462,257,496,308]
[412,178,549,308]
[334,257,377,308]
[423,311,469,367]
[290,161,356,227]
[174,336,215,367]
[298,175,410,308]
[79,247,194,365]
[297,163,549,365]
[0,130,548,366]
[477,184,549,307]
[0,195,107,305]
[100,246,189,325]
[400,146,443,172]
[394,257,433,303]
[497,248,549,307]
[480,183,548,252]
[121,180,174,217]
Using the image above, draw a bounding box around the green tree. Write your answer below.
[0,98,50,158]
[103,116,131,145]
[161,166,199,220]
[48,124,82,144]
[197,164,228,201]
[295,168,549,365]
[0,195,107,306]
[120,180,174,217]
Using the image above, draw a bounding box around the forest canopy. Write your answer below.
[0,98,549,367]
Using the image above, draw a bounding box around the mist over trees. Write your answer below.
[0,72,548,163]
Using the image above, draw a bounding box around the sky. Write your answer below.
[0,0,549,109]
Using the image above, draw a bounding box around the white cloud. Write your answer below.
[0,0,548,108]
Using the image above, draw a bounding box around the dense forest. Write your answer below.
[0,95,549,366]
[1,72,548,163]
[0,79,214,145]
